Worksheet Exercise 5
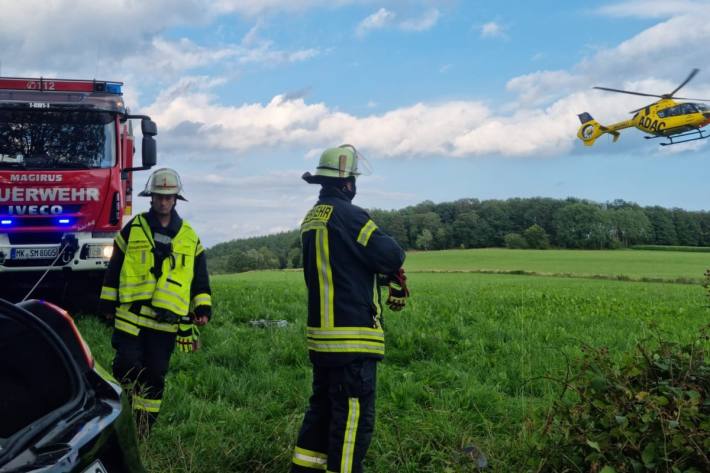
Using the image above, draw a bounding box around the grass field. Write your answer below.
[405,248,708,282]
[75,249,710,472]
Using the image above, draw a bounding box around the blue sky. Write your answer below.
[2,0,710,245]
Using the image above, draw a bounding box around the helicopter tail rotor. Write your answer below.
[577,113,620,146]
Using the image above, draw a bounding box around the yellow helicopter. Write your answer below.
[577,69,710,146]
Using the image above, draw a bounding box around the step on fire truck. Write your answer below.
[0,77,157,302]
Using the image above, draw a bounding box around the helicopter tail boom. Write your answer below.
[577,113,620,146]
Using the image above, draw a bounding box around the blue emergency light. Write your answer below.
[105,82,122,94]
[1,219,13,226]
[57,218,73,225]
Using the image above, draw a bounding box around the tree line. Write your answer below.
[206,197,710,273]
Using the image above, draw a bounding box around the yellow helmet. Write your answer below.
[139,168,187,201]
[302,144,372,184]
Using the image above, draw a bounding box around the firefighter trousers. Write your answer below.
[111,328,176,431]
[292,358,378,473]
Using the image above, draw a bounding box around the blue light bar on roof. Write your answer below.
[105,82,122,94]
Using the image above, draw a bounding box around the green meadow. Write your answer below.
[76,249,710,472]
[405,248,708,282]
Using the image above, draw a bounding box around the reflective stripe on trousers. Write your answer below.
[291,360,377,473]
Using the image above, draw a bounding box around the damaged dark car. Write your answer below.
[0,298,144,472]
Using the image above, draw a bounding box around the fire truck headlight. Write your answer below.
[86,244,114,259]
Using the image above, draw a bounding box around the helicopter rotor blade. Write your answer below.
[671,96,710,102]
[629,105,649,114]
[593,86,663,98]
[668,68,699,97]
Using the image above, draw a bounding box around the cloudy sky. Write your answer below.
[3,0,710,245]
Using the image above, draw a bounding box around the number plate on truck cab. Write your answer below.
[10,247,59,260]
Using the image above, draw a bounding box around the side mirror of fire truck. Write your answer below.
[141,118,158,169]
[141,118,157,137]
[122,115,158,172]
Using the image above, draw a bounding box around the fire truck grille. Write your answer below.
[8,232,64,245]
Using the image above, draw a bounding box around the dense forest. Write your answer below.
[205,197,710,273]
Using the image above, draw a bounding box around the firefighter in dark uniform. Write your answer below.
[99,168,212,432]
[292,145,409,473]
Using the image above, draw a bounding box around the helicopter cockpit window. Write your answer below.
[657,109,668,118]
[696,103,709,112]
[680,103,697,114]
[665,105,682,117]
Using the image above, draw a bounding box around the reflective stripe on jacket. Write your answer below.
[113,303,188,335]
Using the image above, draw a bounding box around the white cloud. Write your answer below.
[657,139,708,155]
[579,14,710,81]
[163,170,313,245]
[439,64,453,73]
[133,167,418,245]
[140,3,710,173]
[0,0,319,90]
[212,0,361,17]
[146,79,472,154]
[505,10,710,107]
[356,7,440,36]
[0,0,205,74]
[506,70,584,106]
[598,0,703,18]
[357,8,397,36]
[480,21,506,39]
[144,78,586,159]
[7,1,710,242]
[400,9,440,31]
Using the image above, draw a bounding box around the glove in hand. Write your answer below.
[386,268,409,311]
[176,318,201,353]
[176,334,193,353]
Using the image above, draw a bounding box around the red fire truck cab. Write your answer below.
[0,77,157,297]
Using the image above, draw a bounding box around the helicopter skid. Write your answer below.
[643,128,709,145]
[657,129,709,146]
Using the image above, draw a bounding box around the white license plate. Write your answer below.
[10,247,59,260]
[81,459,108,473]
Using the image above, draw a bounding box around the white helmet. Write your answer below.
[139,168,187,201]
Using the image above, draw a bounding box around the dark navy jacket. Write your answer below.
[301,186,405,366]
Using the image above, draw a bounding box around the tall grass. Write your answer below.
[75,251,710,472]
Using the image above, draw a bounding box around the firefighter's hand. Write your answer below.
[193,305,210,326]
[386,268,409,311]
[98,299,116,321]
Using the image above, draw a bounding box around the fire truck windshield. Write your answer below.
[0,110,116,170]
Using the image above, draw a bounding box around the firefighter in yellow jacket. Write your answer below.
[99,168,212,431]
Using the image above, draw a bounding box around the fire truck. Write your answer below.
[0,77,157,300]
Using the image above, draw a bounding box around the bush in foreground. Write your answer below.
[529,327,709,473]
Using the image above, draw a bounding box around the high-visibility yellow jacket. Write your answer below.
[100,211,212,335]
